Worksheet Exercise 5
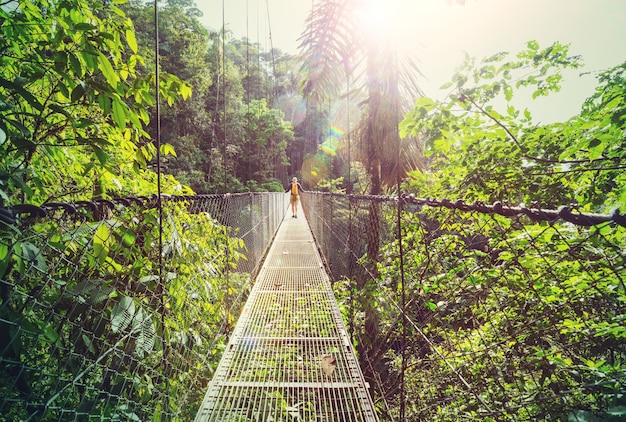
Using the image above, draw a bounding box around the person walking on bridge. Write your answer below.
[286,177,305,218]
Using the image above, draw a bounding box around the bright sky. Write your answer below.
[195,0,626,122]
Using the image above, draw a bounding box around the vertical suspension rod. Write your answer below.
[153,0,167,412]
[393,49,406,422]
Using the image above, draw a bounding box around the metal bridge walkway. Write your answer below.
[194,205,378,421]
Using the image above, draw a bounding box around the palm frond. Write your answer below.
[298,0,429,194]
[298,0,362,101]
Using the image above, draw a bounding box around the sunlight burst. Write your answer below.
[355,0,398,42]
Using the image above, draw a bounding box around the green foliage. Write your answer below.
[315,177,346,193]
[232,99,293,188]
[548,62,626,210]
[0,0,191,205]
[124,2,298,193]
[0,1,240,419]
[399,41,625,208]
[361,43,626,420]
[375,208,625,421]
[0,200,247,420]
[303,41,625,420]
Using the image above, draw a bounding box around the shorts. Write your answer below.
[290,194,299,205]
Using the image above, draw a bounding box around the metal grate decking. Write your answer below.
[195,204,378,421]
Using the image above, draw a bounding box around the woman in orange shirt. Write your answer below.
[286,177,305,218]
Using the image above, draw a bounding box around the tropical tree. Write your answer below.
[386,43,625,421]
[234,99,293,190]
[0,0,190,206]
[229,37,272,103]
[400,41,624,212]
[298,0,433,392]
[123,0,217,192]
[299,0,426,196]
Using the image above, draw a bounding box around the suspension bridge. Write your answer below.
[0,193,625,421]
[1,192,624,421]
[1,0,625,418]
[194,202,377,421]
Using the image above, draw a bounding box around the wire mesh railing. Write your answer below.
[0,193,287,421]
[2,188,624,421]
[301,192,626,421]
[195,208,378,421]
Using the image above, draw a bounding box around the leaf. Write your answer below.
[68,53,83,77]
[82,334,96,354]
[112,98,127,130]
[180,83,192,100]
[603,95,623,112]
[138,275,159,284]
[99,32,115,42]
[20,242,47,272]
[74,23,97,31]
[6,119,32,140]
[82,48,99,71]
[527,40,540,51]
[98,95,111,114]
[159,143,176,158]
[320,354,337,376]
[503,84,513,101]
[425,300,437,311]
[93,223,110,263]
[506,105,516,117]
[93,146,109,165]
[64,279,114,305]
[108,5,126,17]
[125,107,141,129]
[132,308,156,357]
[0,241,8,261]
[40,323,60,344]
[163,214,183,256]
[97,52,119,89]
[111,296,135,333]
[89,285,116,305]
[0,76,44,111]
[125,29,138,54]
[607,406,626,416]
[49,103,74,122]
[1,316,21,355]
[53,51,68,74]
[71,83,86,102]
[121,230,136,247]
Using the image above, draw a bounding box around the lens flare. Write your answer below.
[329,98,361,137]
[302,154,330,186]
[356,0,397,41]
[329,126,344,138]
[275,93,306,126]
[319,136,339,157]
